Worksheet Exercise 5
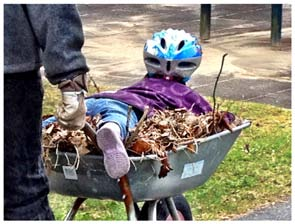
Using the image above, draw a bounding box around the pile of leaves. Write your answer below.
[42,108,243,178]
[127,108,242,177]
[128,108,241,154]
[42,115,101,155]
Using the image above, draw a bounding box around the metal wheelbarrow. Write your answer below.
[46,120,251,220]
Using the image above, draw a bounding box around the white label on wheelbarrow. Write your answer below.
[181,160,204,179]
[62,166,78,180]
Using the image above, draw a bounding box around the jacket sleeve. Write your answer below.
[25,4,89,84]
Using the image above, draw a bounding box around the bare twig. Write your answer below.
[125,106,149,148]
[212,53,228,128]
[88,73,100,93]
[82,122,101,153]
[125,106,133,140]
[169,120,182,139]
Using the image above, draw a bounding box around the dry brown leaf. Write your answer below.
[131,139,151,154]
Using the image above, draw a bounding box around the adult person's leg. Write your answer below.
[4,71,54,220]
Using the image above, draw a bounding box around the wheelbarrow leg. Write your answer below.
[165,197,180,220]
[146,200,159,220]
[64,197,87,220]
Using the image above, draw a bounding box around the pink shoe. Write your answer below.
[96,122,130,179]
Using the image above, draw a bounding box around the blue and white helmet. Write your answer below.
[144,28,202,82]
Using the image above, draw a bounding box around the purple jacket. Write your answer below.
[89,77,212,116]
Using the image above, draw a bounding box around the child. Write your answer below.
[43,28,213,179]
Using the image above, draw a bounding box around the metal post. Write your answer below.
[271,4,282,46]
[200,4,211,41]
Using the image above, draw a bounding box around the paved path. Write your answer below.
[77,4,292,220]
[234,197,292,220]
[78,4,291,109]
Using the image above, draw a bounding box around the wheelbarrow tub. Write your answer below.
[47,120,250,202]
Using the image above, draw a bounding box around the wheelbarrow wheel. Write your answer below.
[139,195,192,220]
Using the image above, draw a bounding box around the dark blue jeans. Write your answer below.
[4,71,54,220]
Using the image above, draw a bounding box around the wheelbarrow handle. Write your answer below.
[82,122,101,153]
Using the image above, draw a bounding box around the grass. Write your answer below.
[42,80,291,220]
[185,101,291,220]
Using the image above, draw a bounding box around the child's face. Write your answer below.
[149,73,186,84]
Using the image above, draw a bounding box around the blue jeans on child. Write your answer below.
[86,98,139,139]
[42,98,140,140]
